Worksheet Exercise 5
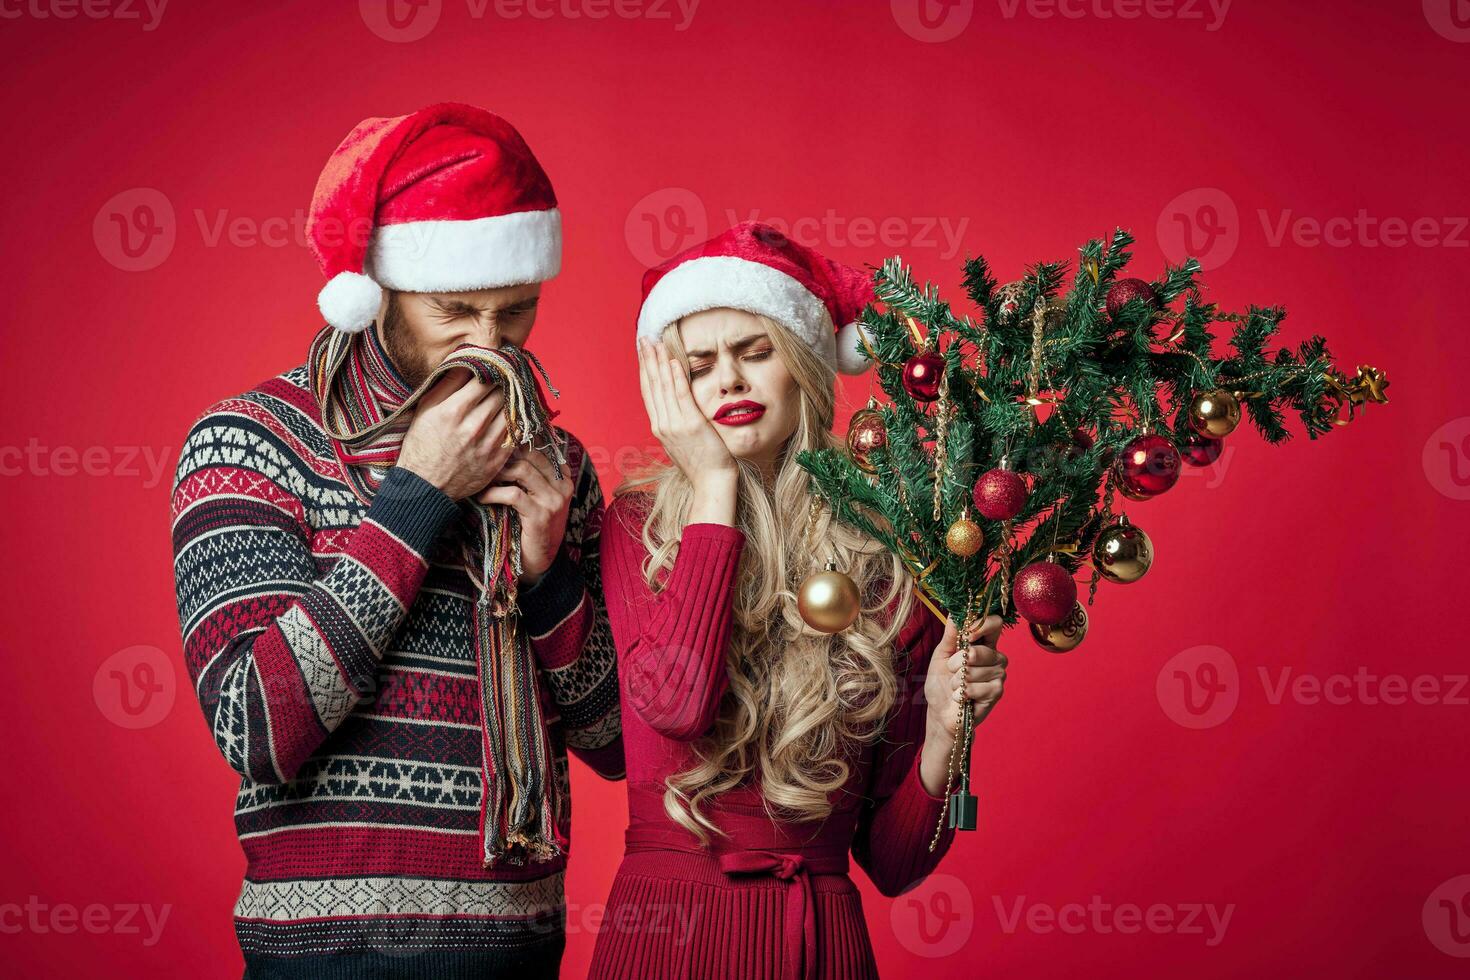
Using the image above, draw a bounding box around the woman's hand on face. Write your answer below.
[925,613,1007,738]
[637,336,737,490]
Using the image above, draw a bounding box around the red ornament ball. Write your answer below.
[972,468,1027,521]
[1105,278,1157,318]
[1067,428,1095,459]
[1013,561,1078,626]
[1180,429,1224,467]
[1114,433,1182,498]
[901,352,944,402]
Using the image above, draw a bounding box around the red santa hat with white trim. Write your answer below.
[307,102,560,333]
[636,222,877,375]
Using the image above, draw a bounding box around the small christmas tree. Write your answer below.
[794,228,1387,835]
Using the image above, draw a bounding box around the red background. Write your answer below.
[2,1,1467,977]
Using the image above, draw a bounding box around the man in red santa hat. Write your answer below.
[169,102,623,978]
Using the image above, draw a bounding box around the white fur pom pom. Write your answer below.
[318,271,383,333]
[834,320,875,375]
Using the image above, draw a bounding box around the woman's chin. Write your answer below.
[717,425,775,463]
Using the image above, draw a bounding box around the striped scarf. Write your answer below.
[308,323,568,867]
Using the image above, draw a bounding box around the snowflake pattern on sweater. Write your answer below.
[169,361,623,975]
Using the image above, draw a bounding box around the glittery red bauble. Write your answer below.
[901,352,944,402]
[1180,430,1224,467]
[1013,562,1078,626]
[1114,433,1182,498]
[1105,278,1157,318]
[972,468,1027,521]
[1067,428,1094,459]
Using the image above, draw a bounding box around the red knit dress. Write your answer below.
[588,493,958,980]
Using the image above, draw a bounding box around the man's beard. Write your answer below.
[379,296,433,389]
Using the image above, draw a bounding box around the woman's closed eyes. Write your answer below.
[689,346,773,380]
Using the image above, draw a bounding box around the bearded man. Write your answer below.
[169,102,622,979]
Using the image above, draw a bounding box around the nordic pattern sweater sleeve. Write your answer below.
[515,432,624,779]
[170,399,461,785]
[599,494,746,742]
[849,602,957,896]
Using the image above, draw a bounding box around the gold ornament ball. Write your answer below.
[946,517,985,557]
[846,407,887,473]
[1038,298,1067,335]
[1030,602,1088,653]
[1092,517,1154,584]
[797,568,862,634]
[847,408,887,455]
[1189,389,1242,438]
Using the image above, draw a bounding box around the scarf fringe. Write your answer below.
[309,325,569,868]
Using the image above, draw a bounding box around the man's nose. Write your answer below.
[471,317,500,349]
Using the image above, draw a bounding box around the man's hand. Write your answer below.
[475,446,574,587]
[397,368,514,501]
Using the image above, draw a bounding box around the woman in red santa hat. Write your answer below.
[588,222,1008,978]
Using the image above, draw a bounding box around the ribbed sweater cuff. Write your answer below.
[519,550,586,636]
[668,523,745,598]
[366,466,461,557]
[895,751,955,840]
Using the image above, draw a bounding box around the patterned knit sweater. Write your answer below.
[169,351,623,978]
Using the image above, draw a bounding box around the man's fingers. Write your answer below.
[513,446,563,485]
[417,367,473,410]
[494,457,555,500]
[476,484,528,512]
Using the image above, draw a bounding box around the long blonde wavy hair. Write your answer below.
[616,313,918,842]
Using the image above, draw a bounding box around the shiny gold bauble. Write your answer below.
[1188,389,1242,438]
[797,566,862,633]
[945,517,985,557]
[846,407,888,473]
[1091,515,1154,584]
[1029,602,1088,652]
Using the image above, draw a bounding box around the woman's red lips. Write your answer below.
[714,400,766,426]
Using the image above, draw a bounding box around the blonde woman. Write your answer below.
[588,224,1007,979]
